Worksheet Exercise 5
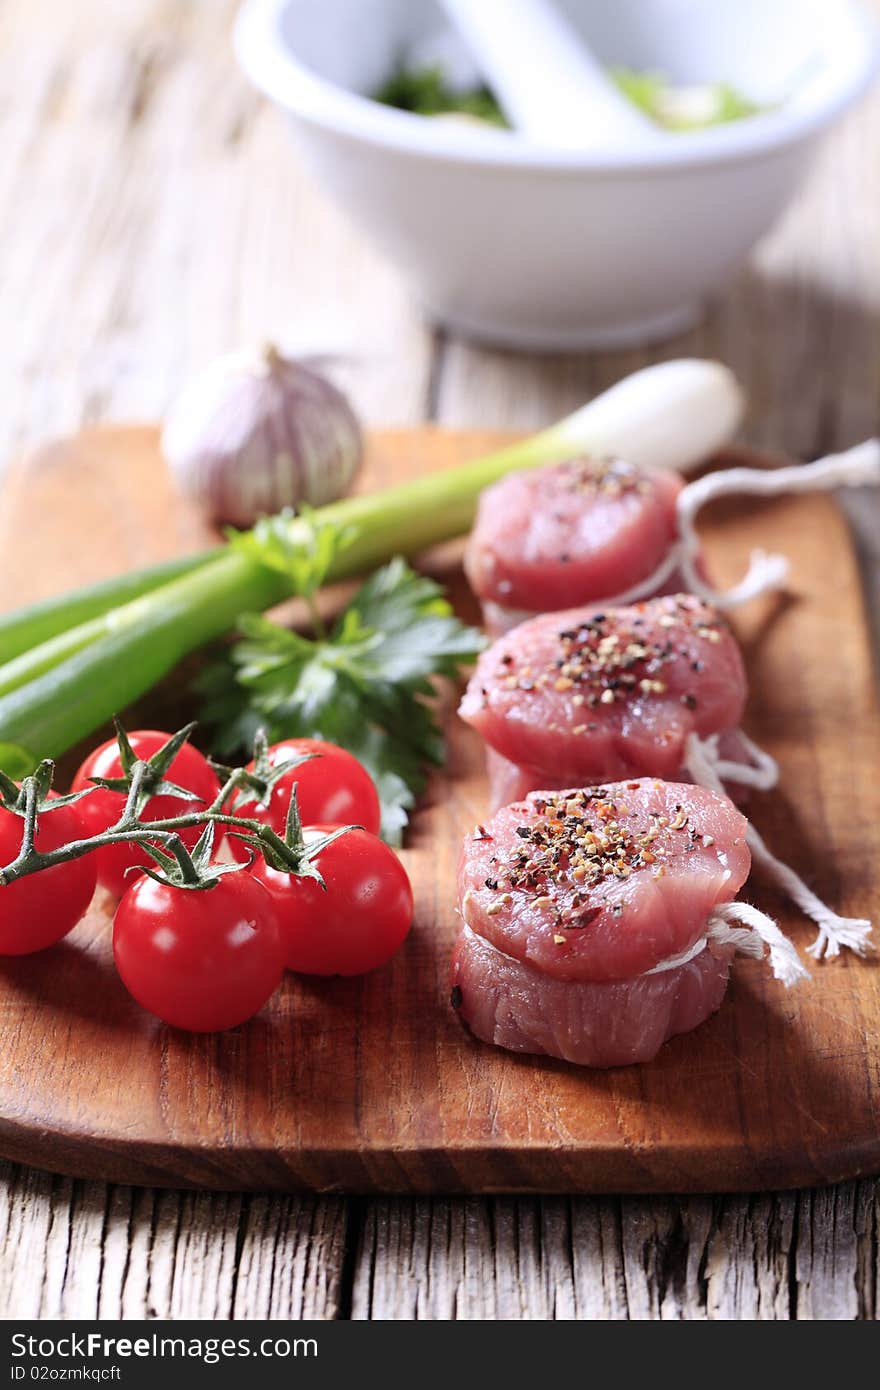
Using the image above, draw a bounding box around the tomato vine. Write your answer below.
[0,721,351,892]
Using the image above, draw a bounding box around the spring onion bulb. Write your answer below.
[162,345,363,528]
[0,359,744,764]
[539,359,745,474]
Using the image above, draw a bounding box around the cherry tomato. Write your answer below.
[252,826,413,976]
[0,798,97,954]
[113,872,285,1031]
[72,731,221,898]
[228,740,381,865]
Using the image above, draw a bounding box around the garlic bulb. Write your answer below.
[161,345,363,528]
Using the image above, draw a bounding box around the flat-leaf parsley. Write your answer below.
[198,556,485,844]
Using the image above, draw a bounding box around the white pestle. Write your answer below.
[437,0,663,149]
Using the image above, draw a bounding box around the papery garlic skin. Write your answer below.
[162,346,362,528]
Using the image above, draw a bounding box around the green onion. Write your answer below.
[0,551,214,665]
[0,361,743,765]
[0,551,281,761]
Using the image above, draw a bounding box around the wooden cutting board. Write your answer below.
[0,427,877,1194]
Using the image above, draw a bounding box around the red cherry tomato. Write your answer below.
[228,740,381,863]
[0,798,97,954]
[112,872,285,1031]
[72,731,220,898]
[252,825,413,976]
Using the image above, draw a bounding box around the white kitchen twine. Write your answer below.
[708,903,809,988]
[712,729,779,792]
[645,903,808,989]
[684,731,873,972]
[601,438,880,610]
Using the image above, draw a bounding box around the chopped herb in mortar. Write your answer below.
[374,63,508,127]
[374,62,767,132]
[611,69,766,130]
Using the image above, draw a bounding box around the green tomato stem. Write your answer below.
[0,763,308,887]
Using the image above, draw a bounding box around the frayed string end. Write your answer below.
[746,831,874,964]
[805,916,873,962]
[710,902,810,988]
[686,733,874,965]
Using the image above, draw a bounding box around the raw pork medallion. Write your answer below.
[459,594,746,810]
[464,456,684,636]
[452,780,751,1067]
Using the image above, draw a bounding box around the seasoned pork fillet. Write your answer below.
[459,781,750,982]
[459,595,746,804]
[451,925,733,1067]
[464,457,682,632]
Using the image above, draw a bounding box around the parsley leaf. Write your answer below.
[226,507,355,598]
[197,557,485,845]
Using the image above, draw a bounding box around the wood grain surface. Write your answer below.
[0,425,877,1195]
[1,0,879,1322]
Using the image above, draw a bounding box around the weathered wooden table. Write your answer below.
[0,0,878,1319]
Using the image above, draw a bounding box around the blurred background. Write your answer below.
[0,0,877,473]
